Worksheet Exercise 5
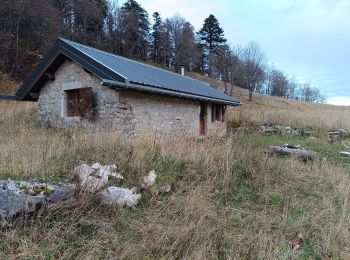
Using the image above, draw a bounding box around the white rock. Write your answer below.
[91,163,102,170]
[142,170,157,187]
[96,166,112,178]
[74,163,124,193]
[101,187,141,207]
[339,129,347,134]
[74,164,95,180]
[109,172,124,180]
[106,164,118,171]
[81,175,109,193]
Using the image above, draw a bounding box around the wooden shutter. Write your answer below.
[78,87,92,118]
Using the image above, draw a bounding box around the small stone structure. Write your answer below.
[38,61,226,137]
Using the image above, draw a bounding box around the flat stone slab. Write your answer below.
[0,180,75,227]
[339,151,350,157]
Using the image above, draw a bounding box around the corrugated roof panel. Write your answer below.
[61,39,240,105]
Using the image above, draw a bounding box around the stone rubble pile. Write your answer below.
[74,163,166,207]
[258,123,313,137]
[328,129,348,143]
[1,162,174,227]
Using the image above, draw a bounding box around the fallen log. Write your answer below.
[267,146,317,161]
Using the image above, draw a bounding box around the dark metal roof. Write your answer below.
[16,38,240,106]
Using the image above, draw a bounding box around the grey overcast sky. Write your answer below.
[119,0,350,105]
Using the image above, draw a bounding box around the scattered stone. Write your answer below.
[74,163,123,193]
[289,233,304,251]
[339,151,350,157]
[259,123,282,134]
[258,123,315,137]
[283,143,301,149]
[338,129,347,138]
[328,129,348,143]
[157,184,172,195]
[100,186,141,207]
[301,128,313,137]
[141,170,157,188]
[0,180,75,227]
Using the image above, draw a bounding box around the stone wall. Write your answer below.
[38,61,227,137]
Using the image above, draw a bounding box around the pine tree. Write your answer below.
[176,22,199,71]
[120,0,150,60]
[151,12,163,63]
[198,14,226,52]
[197,14,226,74]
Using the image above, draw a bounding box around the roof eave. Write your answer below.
[102,80,241,106]
[0,95,18,101]
[16,38,127,101]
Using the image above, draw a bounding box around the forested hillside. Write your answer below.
[1,0,325,102]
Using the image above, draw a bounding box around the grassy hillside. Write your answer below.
[188,72,350,130]
[0,71,350,258]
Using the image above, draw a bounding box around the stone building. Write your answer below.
[8,38,240,137]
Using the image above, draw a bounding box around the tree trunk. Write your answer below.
[248,89,253,101]
[229,83,234,96]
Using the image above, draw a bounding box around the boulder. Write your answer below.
[100,186,141,207]
[0,180,75,227]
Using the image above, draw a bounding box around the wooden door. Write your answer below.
[199,103,206,136]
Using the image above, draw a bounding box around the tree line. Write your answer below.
[0,0,325,102]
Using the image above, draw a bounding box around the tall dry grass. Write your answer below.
[0,101,350,259]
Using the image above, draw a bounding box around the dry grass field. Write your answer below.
[1,73,350,258]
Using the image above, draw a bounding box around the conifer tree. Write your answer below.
[198,14,226,52]
[120,0,150,60]
[151,12,163,63]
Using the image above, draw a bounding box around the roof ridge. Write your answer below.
[59,38,215,88]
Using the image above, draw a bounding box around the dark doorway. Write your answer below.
[199,103,207,136]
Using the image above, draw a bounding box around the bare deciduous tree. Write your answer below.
[270,69,289,97]
[233,42,267,101]
[209,44,233,93]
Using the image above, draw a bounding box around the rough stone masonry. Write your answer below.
[38,61,226,137]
